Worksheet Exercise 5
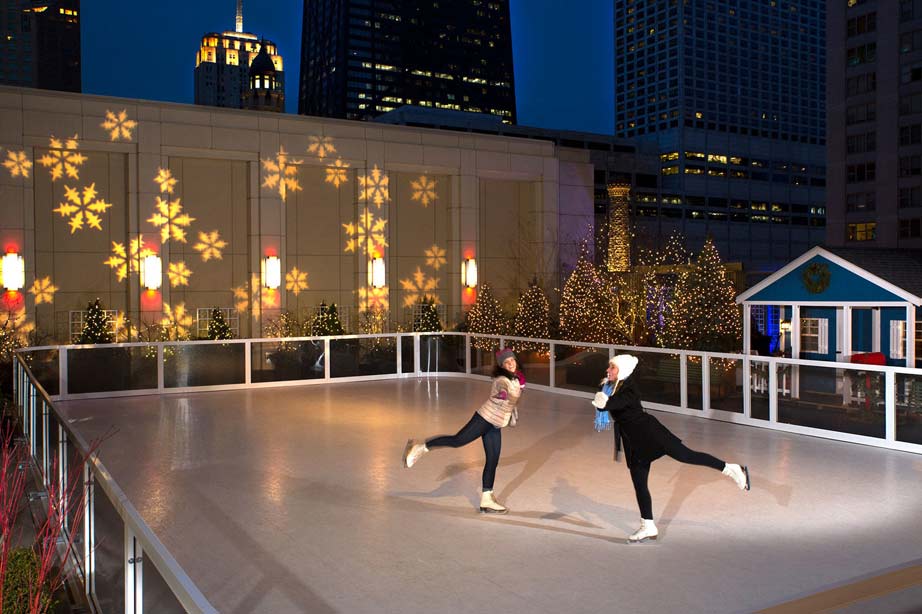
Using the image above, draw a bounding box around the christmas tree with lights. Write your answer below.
[206,307,233,340]
[663,237,741,351]
[466,283,508,349]
[311,302,345,336]
[560,249,627,344]
[78,298,114,344]
[513,279,550,351]
[413,298,442,332]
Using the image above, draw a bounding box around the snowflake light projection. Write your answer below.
[28,277,57,305]
[285,266,309,295]
[261,146,302,202]
[54,184,113,233]
[101,110,138,142]
[399,267,441,307]
[193,230,227,261]
[154,168,178,194]
[0,308,34,345]
[358,286,389,311]
[167,262,192,287]
[161,302,193,338]
[307,135,336,159]
[104,237,155,282]
[343,210,388,255]
[3,150,32,178]
[234,273,277,319]
[325,158,350,188]
[358,165,390,208]
[38,135,87,181]
[411,175,438,207]
[425,244,446,270]
[148,195,196,243]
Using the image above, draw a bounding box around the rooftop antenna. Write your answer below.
[236,0,243,33]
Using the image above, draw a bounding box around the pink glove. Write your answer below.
[495,390,508,400]
[515,370,526,388]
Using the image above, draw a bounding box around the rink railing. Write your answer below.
[12,332,922,612]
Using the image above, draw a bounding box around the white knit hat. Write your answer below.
[608,354,638,381]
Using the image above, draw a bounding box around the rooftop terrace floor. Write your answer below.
[57,378,922,614]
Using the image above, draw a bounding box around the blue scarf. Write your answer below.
[594,381,615,432]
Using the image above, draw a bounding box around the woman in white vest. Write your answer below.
[403,348,525,514]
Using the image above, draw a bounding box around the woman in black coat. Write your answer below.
[593,354,750,543]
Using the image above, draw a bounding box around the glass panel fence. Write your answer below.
[64,437,85,577]
[164,343,246,388]
[895,373,922,445]
[400,336,415,374]
[330,337,397,378]
[419,335,465,373]
[46,413,60,487]
[251,340,325,383]
[67,346,158,394]
[778,364,884,438]
[687,354,703,410]
[552,344,608,393]
[709,357,743,413]
[750,360,770,420]
[34,399,45,479]
[511,341,551,387]
[143,557,187,614]
[22,349,59,395]
[92,485,125,612]
[630,351,683,408]
[470,337,501,377]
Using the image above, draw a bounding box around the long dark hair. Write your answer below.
[493,365,517,380]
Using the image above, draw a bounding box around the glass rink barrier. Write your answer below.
[12,355,218,614]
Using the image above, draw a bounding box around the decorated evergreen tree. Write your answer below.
[560,249,628,344]
[311,302,345,336]
[466,283,508,349]
[206,307,233,340]
[413,297,442,332]
[663,237,742,351]
[513,279,550,351]
[266,310,302,338]
[637,231,691,346]
[78,298,114,344]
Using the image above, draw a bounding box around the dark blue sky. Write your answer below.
[81,0,614,135]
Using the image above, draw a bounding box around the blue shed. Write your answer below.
[737,246,922,367]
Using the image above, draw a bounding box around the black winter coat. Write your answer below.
[602,376,681,467]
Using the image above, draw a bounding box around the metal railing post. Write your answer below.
[324,338,331,380]
[157,344,164,391]
[885,370,896,442]
[59,347,68,398]
[125,527,143,613]
[768,361,779,423]
[549,341,556,388]
[702,354,711,411]
[414,334,421,376]
[680,353,688,409]
[244,339,252,385]
[465,334,471,374]
[743,355,752,418]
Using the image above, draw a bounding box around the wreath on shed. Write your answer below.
[801,262,831,294]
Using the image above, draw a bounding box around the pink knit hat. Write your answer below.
[495,348,516,365]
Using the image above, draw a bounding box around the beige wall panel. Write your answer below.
[23,111,82,140]
[423,146,461,168]
[479,179,540,302]
[0,186,24,228]
[0,109,23,143]
[161,123,212,149]
[213,127,261,152]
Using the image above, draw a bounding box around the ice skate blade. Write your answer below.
[627,535,658,544]
[479,507,508,515]
[402,439,414,468]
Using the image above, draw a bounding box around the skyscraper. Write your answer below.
[298,0,516,123]
[0,0,80,92]
[614,1,827,281]
[827,2,922,248]
[194,1,284,112]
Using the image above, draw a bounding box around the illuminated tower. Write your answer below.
[606,183,631,273]
[194,1,284,111]
[298,0,516,122]
[0,0,81,92]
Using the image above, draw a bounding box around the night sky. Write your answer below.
[80,0,614,135]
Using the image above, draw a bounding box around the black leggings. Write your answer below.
[426,413,501,490]
[628,439,725,519]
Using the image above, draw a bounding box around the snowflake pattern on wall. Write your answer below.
[28,277,58,305]
[325,158,350,188]
[3,150,32,178]
[0,308,34,344]
[148,195,196,243]
[104,237,155,282]
[154,168,178,194]
[358,286,389,311]
[193,230,227,261]
[101,109,138,142]
[161,302,193,338]
[38,135,87,181]
[167,262,192,287]
[234,273,276,319]
[261,146,302,201]
[424,244,446,270]
[285,266,309,295]
[399,267,441,307]
[343,210,388,255]
[54,184,113,233]
[411,175,438,207]
[307,135,336,159]
[358,165,390,208]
